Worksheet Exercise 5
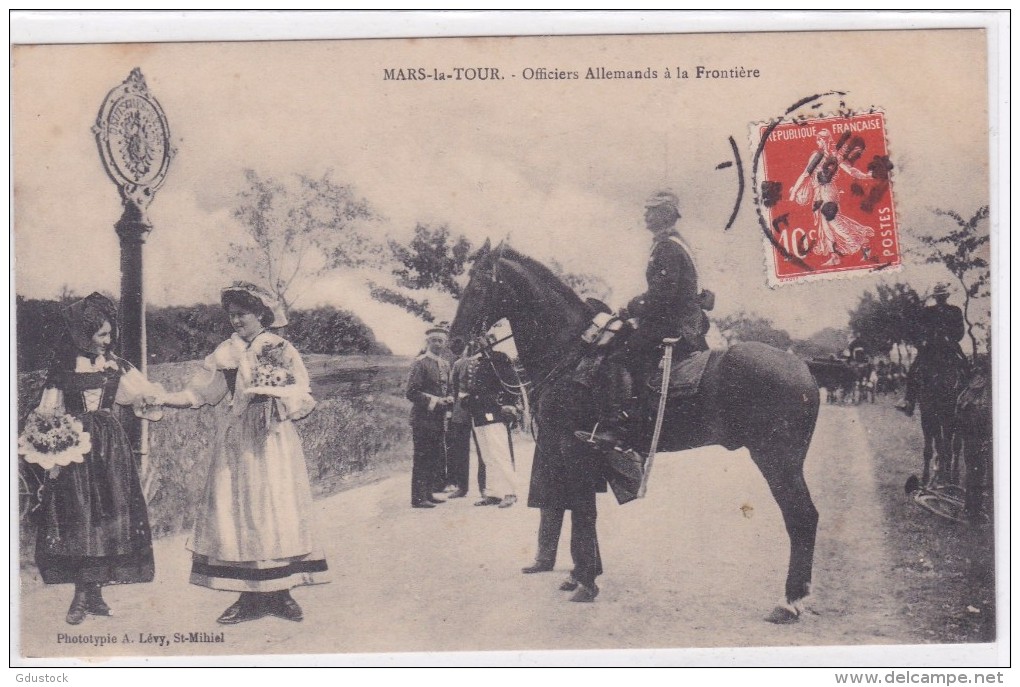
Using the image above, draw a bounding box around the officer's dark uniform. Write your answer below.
[462,350,517,427]
[593,227,708,449]
[449,346,515,498]
[448,353,476,497]
[406,351,451,506]
[900,294,967,413]
[625,231,709,365]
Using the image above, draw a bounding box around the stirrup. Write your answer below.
[574,427,628,453]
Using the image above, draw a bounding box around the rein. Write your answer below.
[468,251,598,435]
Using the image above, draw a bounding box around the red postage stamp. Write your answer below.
[755,112,901,285]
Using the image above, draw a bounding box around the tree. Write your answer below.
[714,311,792,350]
[846,282,923,359]
[228,169,377,310]
[370,223,473,321]
[914,205,990,359]
[789,327,852,360]
[390,223,472,297]
[548,259,613,303]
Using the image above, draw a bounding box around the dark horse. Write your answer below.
[451,242,820,623]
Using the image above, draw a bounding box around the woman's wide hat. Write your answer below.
[221,281,288,327]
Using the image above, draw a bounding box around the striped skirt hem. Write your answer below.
[189,554,330,593]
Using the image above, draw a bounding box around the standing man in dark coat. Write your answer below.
[582,189,710,454]
[406,324,453,508]
[523,376,607,602]
[446,337,489,499]
[896,284,967,416]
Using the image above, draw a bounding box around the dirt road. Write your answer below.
[17,404,963,661]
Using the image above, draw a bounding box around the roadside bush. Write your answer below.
[16,299,391,372]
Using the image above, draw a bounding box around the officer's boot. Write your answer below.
[575,362,637,453]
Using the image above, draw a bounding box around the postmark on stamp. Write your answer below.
[754,111,901,285]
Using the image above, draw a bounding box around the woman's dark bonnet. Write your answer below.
[63,293,119,353]
[221,289,275,327]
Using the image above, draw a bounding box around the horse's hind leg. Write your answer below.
[750,447,818,624]
[920,412,935,486]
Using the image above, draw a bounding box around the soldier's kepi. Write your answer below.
[577,189,713,458]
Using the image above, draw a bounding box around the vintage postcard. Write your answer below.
[11,12,1007,668]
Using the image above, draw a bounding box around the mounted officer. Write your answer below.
[579,189,711,454]
[896,283,968,417]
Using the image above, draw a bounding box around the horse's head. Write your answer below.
[450,239,515,344]
[451,240,591,375]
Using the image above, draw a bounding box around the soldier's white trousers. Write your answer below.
[472,421,518,498]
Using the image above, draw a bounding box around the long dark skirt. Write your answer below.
[34,409,154,585]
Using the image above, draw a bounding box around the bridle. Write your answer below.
[465,248,596,414]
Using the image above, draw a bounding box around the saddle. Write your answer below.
[646,348,714,398]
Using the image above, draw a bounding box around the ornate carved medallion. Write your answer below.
[93,68,173,210]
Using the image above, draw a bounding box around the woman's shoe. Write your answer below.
[65,592,88,625]
[498,495,517,509]
[84,584,112,617]
[271,591,303,622]
[217,593,267,625]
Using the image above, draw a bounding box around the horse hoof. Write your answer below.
[904,475,921,495]
[764,605,800,624]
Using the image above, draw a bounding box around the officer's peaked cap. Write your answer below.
[644,189,680,212]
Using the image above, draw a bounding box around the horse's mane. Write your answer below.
[495,244,587,311]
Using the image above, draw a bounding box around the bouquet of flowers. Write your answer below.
[18,411,92,471]
[245,340,298,397]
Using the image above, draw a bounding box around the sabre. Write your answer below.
[638,337,680,498]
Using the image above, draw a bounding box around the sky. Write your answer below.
[11,20,996,355]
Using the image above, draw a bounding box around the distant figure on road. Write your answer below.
[896,284,968,416]
[406,323,453,508]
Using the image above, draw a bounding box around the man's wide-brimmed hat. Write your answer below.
[932,283,951,298]
[425,321,450,338]
[644,189,680,213]
[221,281,288,327]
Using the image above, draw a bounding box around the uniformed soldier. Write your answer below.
[581,189,711,453]
[896,284,968,416]
[462,336,520,508]
[406,324,453,508]
[446,337,474,498]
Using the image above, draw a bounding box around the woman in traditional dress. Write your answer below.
[24,293,163,625]
[159,282,328,625]
[789,129,875,266]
